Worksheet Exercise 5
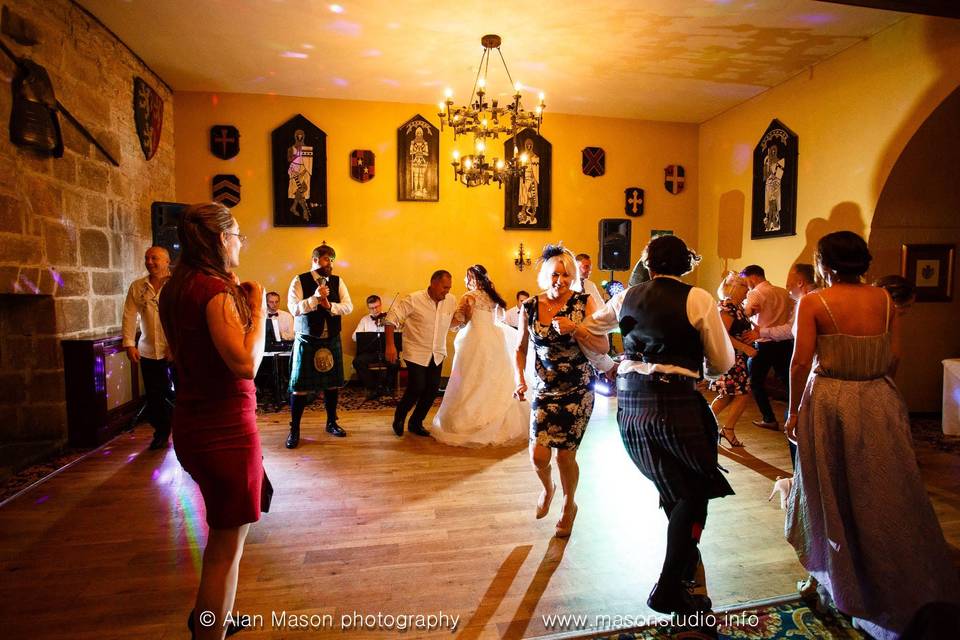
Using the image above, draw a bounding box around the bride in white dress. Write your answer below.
[432,265,531,447]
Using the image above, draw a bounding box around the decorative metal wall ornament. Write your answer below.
[751,119,798,239]
[503,128,551,230]
[271,114,327,227]
[212,174,240,208]
[350,149,375,183]
[133,77,163,160]
[664,165,685,195]
[582,147,605,177]
[624,187,644,217]
[397,115,439,201]
[210,125,239,159]
[0,40,118,165]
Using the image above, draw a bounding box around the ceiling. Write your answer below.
[76,0,911,123]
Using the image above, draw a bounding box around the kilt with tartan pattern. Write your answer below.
[288,333,344,393]
[617,372,734,505]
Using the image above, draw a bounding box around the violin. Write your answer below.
[374,293,399,327]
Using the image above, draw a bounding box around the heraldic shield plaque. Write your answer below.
[751,119,798,239]
[133,77,163,160]
[504,129,552,230]
[350,150,375,183]
[272,114,327,227]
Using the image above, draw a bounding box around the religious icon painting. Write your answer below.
[624,187,644,217]
[210,125,239,159]
[664,165,685,195]
[133,77,163,160]
[582,147,605,177]
[504,129,552,230]
[751,119,798,239]
[271,114,327,227]
[350,149,375,183]
[397,115,439,201]
[212,174,240,208]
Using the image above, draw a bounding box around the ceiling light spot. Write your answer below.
[302,43,315,50]
[281,51,309,59]
[329,4,344,13]
[380,78,400,87]
[362,48,382,57]
[332,77,349,86]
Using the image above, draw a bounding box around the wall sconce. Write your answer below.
[514,242,532,271]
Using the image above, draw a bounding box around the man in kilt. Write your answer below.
[285,244,354,447]
[582,235,734,615]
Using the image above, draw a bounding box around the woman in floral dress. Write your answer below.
[514,244,601,538]
[708,271,757,447]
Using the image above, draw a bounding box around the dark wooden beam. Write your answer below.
[816,0,960,19]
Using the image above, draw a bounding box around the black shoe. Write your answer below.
[392,417,404,437]
[408,424,431,437]
[326,422,346,437]
[285,424,300,449]
[647,580,712,615]
[148,434,168,450]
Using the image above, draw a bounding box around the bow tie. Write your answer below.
[268,312,278,318]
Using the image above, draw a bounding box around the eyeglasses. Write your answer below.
[226,232,247,245]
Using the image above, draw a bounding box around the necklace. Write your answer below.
[543,293,569,315]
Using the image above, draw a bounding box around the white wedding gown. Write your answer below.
[432,290,531,447]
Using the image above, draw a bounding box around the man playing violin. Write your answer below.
[351,295,397,399]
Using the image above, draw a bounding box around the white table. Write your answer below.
[943,359,960,435]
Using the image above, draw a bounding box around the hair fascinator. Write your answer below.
[539,242,568,263]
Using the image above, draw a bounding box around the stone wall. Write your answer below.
[0,0,175,474]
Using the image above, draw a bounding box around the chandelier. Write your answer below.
[438,34,545,188]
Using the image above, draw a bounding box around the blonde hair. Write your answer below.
[537,248,580,292]
[717,271,748,301]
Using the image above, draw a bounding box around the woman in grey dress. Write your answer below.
[784,231,959,638]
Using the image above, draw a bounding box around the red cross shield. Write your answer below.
[664,165,685,195]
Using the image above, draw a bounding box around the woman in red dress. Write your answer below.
[159,202,266,639]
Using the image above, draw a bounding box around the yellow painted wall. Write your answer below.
[697,15,960,290]
[173,92,698,373]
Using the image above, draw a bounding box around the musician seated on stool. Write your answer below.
[265,291,294,348]
[352,294,398,399]
[255,291,295,402]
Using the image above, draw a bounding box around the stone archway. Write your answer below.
[867,85,960,412]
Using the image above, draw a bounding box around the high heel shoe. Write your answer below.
[554,503,578,538]
[767,476,794,510]
[536,483,556,519]
[718,426,743,447]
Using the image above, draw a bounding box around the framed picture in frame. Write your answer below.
[272,114,327,227]
[901,244,955,302]
[504,128,552,230]
[751,119,798,239]
[397,114,439,201]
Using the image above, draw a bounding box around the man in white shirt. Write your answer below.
[264,291,295,348]
[351,294,398,398]
[501,290,529,329]
[573,253,606,308]
[285,244,354,447]
[740,264,793,429]
[384,270,456,437]
[122,246,174,450]
[581,235,734,616]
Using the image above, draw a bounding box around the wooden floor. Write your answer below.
[2,394,959,639]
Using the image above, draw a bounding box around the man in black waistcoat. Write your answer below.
[581,235,734,617]
[285,244,354,447]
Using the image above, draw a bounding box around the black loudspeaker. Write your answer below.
[599,219,631,271]
[151,201,186,263]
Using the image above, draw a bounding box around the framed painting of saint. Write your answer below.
[504,129,551,230]
[751,119,797,239]
[272,114,327,227]
[397,115,439,201]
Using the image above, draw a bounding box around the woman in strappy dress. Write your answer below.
[784,231,959,638]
